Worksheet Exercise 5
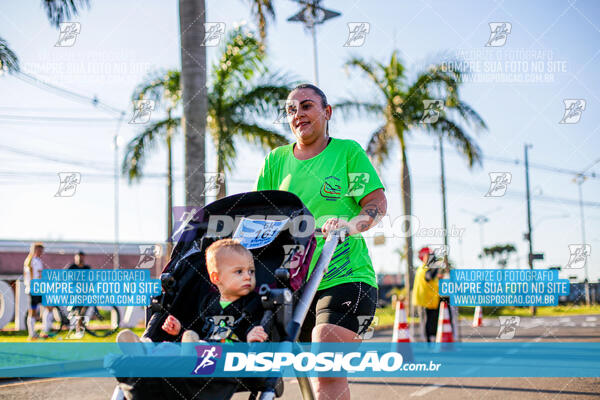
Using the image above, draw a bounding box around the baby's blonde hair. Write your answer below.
[205,239,254,276]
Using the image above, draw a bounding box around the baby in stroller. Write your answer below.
[117,239,268,352]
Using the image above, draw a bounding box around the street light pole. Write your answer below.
[287,0,340,86]
[311,24,319,85]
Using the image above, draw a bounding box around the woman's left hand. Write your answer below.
[321,218,353,237]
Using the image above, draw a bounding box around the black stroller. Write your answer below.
[111,190,348,400]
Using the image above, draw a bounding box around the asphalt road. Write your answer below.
[1,315,598,400]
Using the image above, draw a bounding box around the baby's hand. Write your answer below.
[247,326,268,343]
[162,315,181,336]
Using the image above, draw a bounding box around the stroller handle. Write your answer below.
[286,227,348,342]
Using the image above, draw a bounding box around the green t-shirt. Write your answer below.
[254,137,384,291]
[219,300,232,309]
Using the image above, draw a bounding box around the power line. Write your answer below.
[410,143,600,180]
[0,144,111,171]
[13,71,126,117]
[0,114,119,123]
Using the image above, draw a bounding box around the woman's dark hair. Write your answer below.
[290,83,330,134]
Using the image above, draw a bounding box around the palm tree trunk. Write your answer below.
[216,149,226,200]
[400,144,414,316]
[179,0,207,207]
[166,117,174,259]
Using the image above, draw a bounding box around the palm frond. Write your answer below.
[424,116,482,167]
[245,0,276,42]
[122,118,180,182]
[344,57,387,95]
[366,124,395,167]
[454,100,487,131]
[0,37,19,73]
[333,100,384,120]
[234,122,289,152]
[213,28,265,96]
[131,70,181,108]
[227,80,292,118]
[42,0,90,28]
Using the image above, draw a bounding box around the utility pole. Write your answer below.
[440,135,450,268]
[439,136,460,342]
[524,144,535,316]
[573,157,600,306]
[439,136,449,267]
[113,112,125,269]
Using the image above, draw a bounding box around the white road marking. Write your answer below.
[584,316,597,322]
[410,384,444,397]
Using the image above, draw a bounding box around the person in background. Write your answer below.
[23,242,52,339]
[412,247,442,343]
[68,250,91,270]
[65,250,91,338]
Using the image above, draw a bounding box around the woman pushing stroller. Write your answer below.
[255,83,387,399]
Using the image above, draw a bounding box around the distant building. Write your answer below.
[0,240,166,281]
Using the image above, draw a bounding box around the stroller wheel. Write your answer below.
[274,377,284,397]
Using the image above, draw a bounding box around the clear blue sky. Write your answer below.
[0,0,599,281]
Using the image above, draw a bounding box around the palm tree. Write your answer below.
[1,0,89,74]
[122,28,291,248]
[336,51,487,313]
[243,0,276,43]
[178,0,207,208]
[483,244,516,268]
[123,70,181,254]
[206,28,291,198]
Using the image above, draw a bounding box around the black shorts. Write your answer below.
[30,295,42,309]
[299,281,377,342]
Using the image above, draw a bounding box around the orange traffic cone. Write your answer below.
[391,300,413,361]
[436,301,454,344]
[392,301,410,342]
[472,306,483,327]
